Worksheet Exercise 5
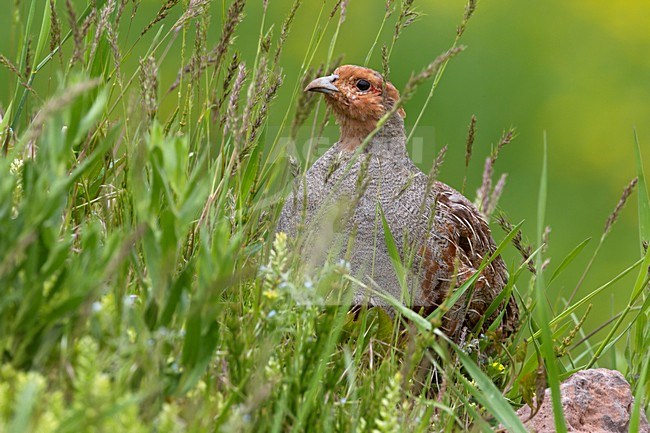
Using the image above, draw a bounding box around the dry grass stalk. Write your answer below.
[24,39,33,80]
[191,21,208,84]
[66,0,83,65]
[542,226,551,252]
[224,63,247,137]
[173,0,210,31]
[141,0,180,37]
[497,212,536,274]
[329,0,344,19]
[49,0,62,60]
[170,21,208,93]
[493,127,515,160]
[457,0,477,38]
[0,54,23,80]
[381,44,390,81]
[208,0,245,76]
[242,22,277,138]
[288,155,300,179]
[312,56,343,141]
[105,19,122,80]
[130,0,141,20]
[169,0,245,93]
[214,53,242,125]
[400,47,465,101]
[247,73,283,146]
[273,0,302,65]
[339,0,348,23]
[241,55,269,139]
[476,127,515,215]
[139,56,158,120]
[90,0,116,61]
[417,145,448,217]
[485,173,507,218]
[462,114,477,192]
[476,156,493,213]
[81,5,97,39]
[0,54,36,95]
[604,177,638,236]
[115,0,128,26]
[394,0,421,41]
[465,114,477,169]
[430,144,448,183]
[291,65,323,139]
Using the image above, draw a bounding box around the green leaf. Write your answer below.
[549,237,591,284]
[444,332,528,433]
[9,374,42,433]
[32,1,52,73]
[634,129,650,248]
[374,288,432,332]
[73,87,109,145]
[378,203,408,296]
[630,332,650,432]
[535,134,568,432]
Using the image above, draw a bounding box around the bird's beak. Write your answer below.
[304,74,339,95]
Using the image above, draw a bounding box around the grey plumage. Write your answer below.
[278,114,517,340]
[278,65,518,340]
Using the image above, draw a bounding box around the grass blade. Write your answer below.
[535,133,568,432]
[442,331,527,433]
[629,339,650,432]
[549,237,591,285]
[634,129,650,249]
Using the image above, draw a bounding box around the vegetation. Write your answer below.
[0,0,648,431]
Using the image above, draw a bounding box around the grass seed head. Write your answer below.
[139,56,158,120]
[465,114,477,168]
[173,0,210,31]
[213,53,241,124]
[49,0,62,58]
[497,212,536,274]
[485,172,507,218]
[430,144,448,183]
[66,0,84,65]
[604,177,638,236]
[273,0,302,65]
[291,65,323,138]
[224,63,247,137]
[141,0,180,37]
[209,0,246,73]
[457,0,478,37]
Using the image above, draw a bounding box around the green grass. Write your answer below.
[0,1,648,432]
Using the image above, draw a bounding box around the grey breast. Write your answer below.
[277,115,438,307]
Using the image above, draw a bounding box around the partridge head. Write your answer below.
[305,65,406,151]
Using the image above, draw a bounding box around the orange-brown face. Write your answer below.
[305,65,405,124]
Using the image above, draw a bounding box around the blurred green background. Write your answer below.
[1,0,648,344]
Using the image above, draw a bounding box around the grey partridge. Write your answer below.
[278,65,518,340]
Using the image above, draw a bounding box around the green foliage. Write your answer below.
[0,0,648,432]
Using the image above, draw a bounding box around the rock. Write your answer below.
[516,368,649,433]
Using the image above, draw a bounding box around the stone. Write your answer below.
[516,368,649,433]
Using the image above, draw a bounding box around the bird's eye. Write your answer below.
[356,79,371,91]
